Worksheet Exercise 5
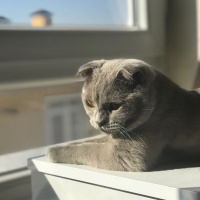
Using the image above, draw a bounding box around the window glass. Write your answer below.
[0,0,137,28]
[0,82,95,156]
[0,0,151,173]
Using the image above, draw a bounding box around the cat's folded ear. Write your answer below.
[116,64,156,85]
[117,66,145,85]
[77,60,105,81]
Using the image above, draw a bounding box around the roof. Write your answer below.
[31,9,52,17]
[0,16,9,20]
[0,16,11,24]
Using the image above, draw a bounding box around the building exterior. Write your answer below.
[31,10,52,27]
[0,16,11,25]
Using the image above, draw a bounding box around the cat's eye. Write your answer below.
[86,100,95,108]
[108,102,121,112]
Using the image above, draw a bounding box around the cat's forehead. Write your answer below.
[83,74,131,103]
[83,84,128,104]
[97,59,146,74]
[90,59,144,84]
[82,59,149,100]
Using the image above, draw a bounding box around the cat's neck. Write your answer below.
[155,74,200,120]
[138,72,200,136]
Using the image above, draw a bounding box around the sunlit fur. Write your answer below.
[47,59,200,172]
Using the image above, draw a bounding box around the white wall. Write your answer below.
[166,0,198,90]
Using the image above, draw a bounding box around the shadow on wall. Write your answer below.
[179,188,200,200]
[194,64,200,89]
[31,168,58,200]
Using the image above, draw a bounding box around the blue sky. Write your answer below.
[0,0,129,26]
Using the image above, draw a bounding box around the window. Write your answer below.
[0,0,147,30]
[0,0,166,175]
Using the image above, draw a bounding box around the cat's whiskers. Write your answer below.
[118,125,134,142]
[120,130,133,141]
[107,122,147,148]
[106,122,129,140]
[118,124,148,148]
[119,130,129,140]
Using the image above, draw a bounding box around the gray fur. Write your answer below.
[47,59,200,172]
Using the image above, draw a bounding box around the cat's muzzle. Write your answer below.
[101,122,119,133]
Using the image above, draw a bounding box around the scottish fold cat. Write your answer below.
[47,59,200,171]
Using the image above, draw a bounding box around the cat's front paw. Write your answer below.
[46,147,60,163]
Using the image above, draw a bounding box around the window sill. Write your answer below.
[29,151,200,199]
[0,25,147,32]
[0,77,81,92]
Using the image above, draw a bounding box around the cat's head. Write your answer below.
[77,59,156,134]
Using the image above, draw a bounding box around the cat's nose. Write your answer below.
[96,118,108,128]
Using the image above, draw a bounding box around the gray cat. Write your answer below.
[47,59,200,172]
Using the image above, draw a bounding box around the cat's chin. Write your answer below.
[100,128,113,134]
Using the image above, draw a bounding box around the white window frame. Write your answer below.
[0,0,166,175]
